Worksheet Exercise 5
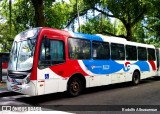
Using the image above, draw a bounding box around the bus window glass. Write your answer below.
[2,54,9,63]
[111,43,125,60]
[39,39,65,69]
[68,38,90,60]
[50,40,65,62]
[92,41,110,60]
[156,49,159,69]
[126,45,137,60]
[138,47,147,60]
[17,39,36,71]
[147,48,155,60]
[8,42,17,71]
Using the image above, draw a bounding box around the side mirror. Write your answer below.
[44,36,50,48]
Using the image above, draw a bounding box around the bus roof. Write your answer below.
[68,30,155,49]
[14,27,155,49]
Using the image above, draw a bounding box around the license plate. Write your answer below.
[11,84,22,92]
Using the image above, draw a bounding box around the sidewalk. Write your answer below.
[0,82,10,95]
[0,82,8,93]
[0,76,8,91]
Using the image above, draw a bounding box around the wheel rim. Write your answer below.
[134,73,139,84]
[70,80,80,94]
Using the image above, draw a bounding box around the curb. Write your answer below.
[0,90,20,97]
[0,87,20,97]
[0,88,10,97]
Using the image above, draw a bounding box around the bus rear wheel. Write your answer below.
[132,71,140,85]
[67,77,82,97]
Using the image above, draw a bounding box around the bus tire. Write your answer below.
[67,77,82,97]
[132,71,140,85]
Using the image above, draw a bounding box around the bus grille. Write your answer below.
[8,73,27,79]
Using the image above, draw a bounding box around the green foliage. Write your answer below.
[144,38,160,48]
[105,0,147,22]
[115,19,126,37]
[132,22,145,43]
[80,16,115,35]
[144,0,160,40]
[12,0,35,31]
[0,0,160,51]
[0,23,14,52]
[45,1,73,28]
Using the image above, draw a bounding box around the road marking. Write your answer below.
[130,86,139,89]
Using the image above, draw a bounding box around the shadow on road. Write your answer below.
[16,76,160,105]
[17,91,68,105]
[0,91,21,97]
[82,76,160,95]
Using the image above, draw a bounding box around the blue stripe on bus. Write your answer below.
[73,33,103,41]
[82,60,150,74]
[134,61,150,71]
[83,60,125,74]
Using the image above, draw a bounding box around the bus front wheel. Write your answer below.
[132,71,140,85]
[67,77,82,97]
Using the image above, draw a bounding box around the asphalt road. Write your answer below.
[1,77,160,113]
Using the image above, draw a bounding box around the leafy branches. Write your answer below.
[1,0,160,51]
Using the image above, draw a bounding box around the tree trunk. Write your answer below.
[31,0,45,27]
[9,0,12,34]
[125,24,132,41]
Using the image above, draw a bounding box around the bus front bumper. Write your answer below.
[7,80,37,96]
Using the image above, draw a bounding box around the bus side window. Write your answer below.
[92,41,110,60]
[2,55,9,63]
[111,43,125,60]
[126,45,137,60]
[156,49,159,70]
[50,40,65,65]
[38,38,65,69]
[138,47,147,61]
[147,48,155,61]
[38,39,51,69]
[68,38,90,60]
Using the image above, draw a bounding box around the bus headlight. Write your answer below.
[7,76,9,82]
[22,73,31,84]
[26,75,30,84]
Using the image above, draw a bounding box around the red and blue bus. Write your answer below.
[7,27,157,96]
[0,52,9,80]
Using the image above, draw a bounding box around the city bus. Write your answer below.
[0,52,9,81]
[7,27,157,96]
[156,48,160,76]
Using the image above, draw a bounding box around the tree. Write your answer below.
[0,0,158,48]
[80,15,116,35]
[0,0,15,51]
[143,0,160,40]
[91,0,148,41]
[44,1,74,29]
[0,23,14,52]
[11,0,35,32]
[66,0,149,41]
[9,0,12,34]
[31,0,45,27]
[132,22,145,43]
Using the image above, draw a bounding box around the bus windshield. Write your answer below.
[8,38,36,71]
